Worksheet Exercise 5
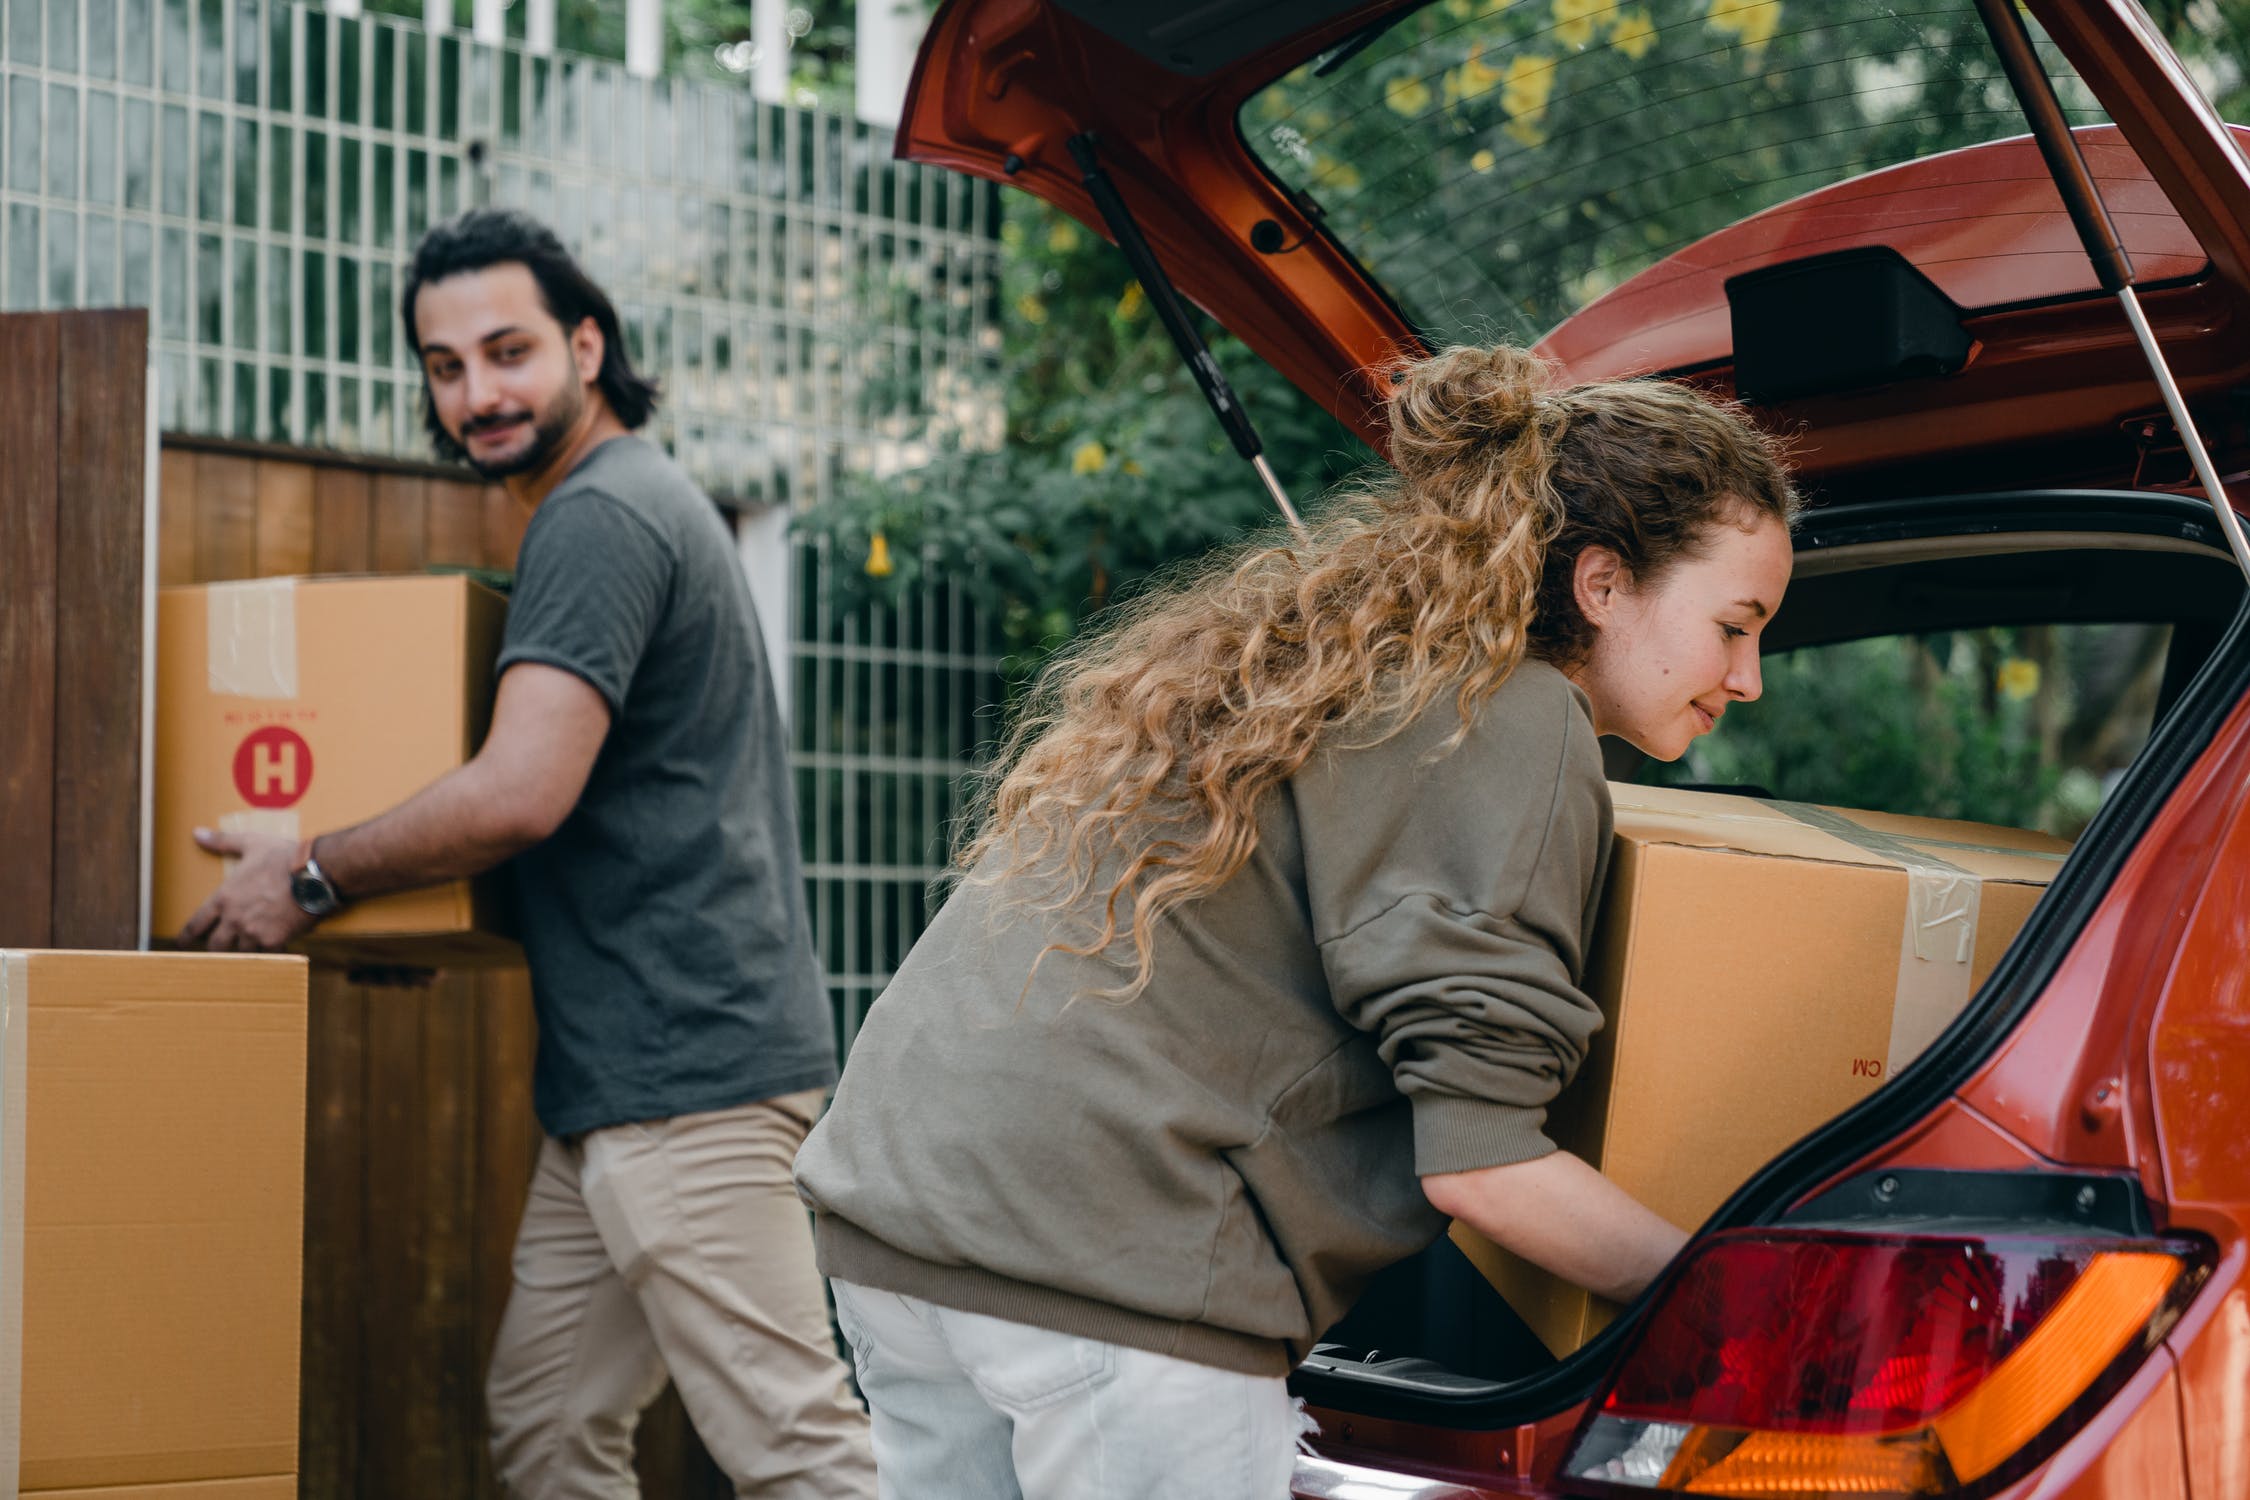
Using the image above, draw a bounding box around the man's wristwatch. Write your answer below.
[290,839,349,918]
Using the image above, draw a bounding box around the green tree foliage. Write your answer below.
[1251,1,2095,347]
[796,197,1378,678]
[1648,625,2171,835]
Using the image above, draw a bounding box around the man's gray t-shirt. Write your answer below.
[496,435,836,1137]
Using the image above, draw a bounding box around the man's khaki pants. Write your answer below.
[485,1091,879,1499]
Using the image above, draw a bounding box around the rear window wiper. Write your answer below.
[1311,3,1423,77]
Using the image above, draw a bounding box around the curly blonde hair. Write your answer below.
[956,345,1798,1001]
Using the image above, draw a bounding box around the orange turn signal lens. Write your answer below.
[1667,1427,1946,1494]
[1931,1250,2179,1482]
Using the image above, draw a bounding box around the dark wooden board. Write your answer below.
[0,315,63,947]
[298,970,368,1500]
[52,309,149,949]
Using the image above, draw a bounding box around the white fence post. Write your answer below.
[626,0,663,78]
[855,0,927,131]
[753,0,789,103]
[526,0,556,55]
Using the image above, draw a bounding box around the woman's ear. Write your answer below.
[1573,546,1629,628]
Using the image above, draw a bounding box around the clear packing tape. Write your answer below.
[205,578,298,700]
[1770,800,2057,1071]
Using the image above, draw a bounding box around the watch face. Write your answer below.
[291,869,337,916]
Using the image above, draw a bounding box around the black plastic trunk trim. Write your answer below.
[1783,1167,2154,1238]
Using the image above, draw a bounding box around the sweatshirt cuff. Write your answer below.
[1410,1094,1560,1176]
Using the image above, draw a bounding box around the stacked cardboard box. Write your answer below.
[150,574,516,967]
[1452,784,2073,1357]
[0,950,307,1499]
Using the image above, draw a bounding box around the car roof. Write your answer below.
[897,0,2250,493]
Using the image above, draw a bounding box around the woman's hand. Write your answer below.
[1422,1150,1689,1304]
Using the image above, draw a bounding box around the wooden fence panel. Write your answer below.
[299,972,367,1500]
[52,310,150,951]
[193,451,262,581]
[157,448,198,585]
[372,473,431,573]
[0,310,148,951]
[0,314,63,949]
[254,462,317,577]
[310,466,374,575]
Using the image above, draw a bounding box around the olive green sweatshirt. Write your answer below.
[793,660,1613,1376]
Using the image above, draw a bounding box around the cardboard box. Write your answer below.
[0,951,307,1496]
[1452,785,2073,1357]
[25,1481,294,1499]
[151,574,517,967]
[26,1481,294,1499]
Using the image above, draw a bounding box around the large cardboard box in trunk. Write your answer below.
[1451,785,2073,1358]
[151,574,516,967]
[0,951,306,1497]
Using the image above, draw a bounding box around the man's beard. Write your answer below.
[457,377,585,479]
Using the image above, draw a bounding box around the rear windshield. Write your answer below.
[1242,1,2113,348]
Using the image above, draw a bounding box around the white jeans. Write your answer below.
[829,1280,1305,1500]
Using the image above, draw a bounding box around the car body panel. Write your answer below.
[2005,1353,2188,1499]
[1536,127,2216,382]
[2168,1275,2250,1499]
[896,0,1408,439]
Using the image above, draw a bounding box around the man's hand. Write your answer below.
[178,828,319,953]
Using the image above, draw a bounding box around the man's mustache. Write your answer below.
[464,412,532,436]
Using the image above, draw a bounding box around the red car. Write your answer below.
[897,2,2250,1495]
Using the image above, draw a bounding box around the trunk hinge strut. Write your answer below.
[1974,0,2250,581]
[1066,132,1306,535]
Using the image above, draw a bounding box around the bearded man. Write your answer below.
[182,209,877,1500]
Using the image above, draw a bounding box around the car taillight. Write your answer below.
[1562,1230,2206,1497]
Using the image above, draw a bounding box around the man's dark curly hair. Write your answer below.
[401,209,659,462]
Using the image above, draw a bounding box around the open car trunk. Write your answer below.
[1295,486,2246,1430]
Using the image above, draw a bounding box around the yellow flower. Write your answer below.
[1502,54,1558,123]
[1385,73,1434,116]
[1553,0,1615,49]
[1122,459,1145,477]
[1707,0,1781,54]
[1504,118,1549,148]
[1471,148,1497,173]
[1451,44,1506,103]
[1611,9,1657,58]
[1318,158,1363,192]
[1998,658,2041,701]
[864,531,894,579]
[1116,282,1146,321]
[1046,219,1081,254]
[1015,291,1047,325]
[1071,440,1108,475]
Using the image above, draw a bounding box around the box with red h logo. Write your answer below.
[151,574,518,966]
